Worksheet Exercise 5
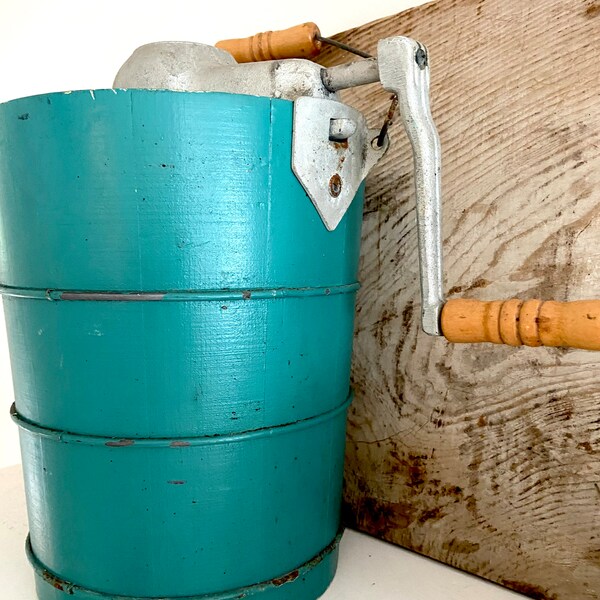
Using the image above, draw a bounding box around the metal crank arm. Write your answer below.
[322,37,445,335]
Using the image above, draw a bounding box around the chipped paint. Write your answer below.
[41,568,75,595]
[26,531,342,598]
[271,569,299,586]
[104,439,134,447]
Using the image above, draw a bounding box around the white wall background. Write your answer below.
[0,0,426,467]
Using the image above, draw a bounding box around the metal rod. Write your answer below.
[321,58,380,92]
[376,95,399,147]
[316,35,373,59]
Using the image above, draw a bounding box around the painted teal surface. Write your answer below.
[0,89,364,599]
[0,90,363,291]
[17,399,347,598]
[4,292,355,437]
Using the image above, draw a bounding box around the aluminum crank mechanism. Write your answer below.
[117,31,600,350]
[295,36,444,336]
[115,33,444,336]
[294,35,600,349]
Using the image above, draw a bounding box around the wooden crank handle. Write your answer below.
[215,22,322,63]
[441,299,600,350]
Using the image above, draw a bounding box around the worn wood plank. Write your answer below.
[317,1,600,598]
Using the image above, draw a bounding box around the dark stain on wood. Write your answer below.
[402,300,414,330]
[585,2,600,17]
[443,538,481,554]
[502,579,558,600]
[418,506,445,524]
[447,278,490,297]
[351,496,416,536]
[373,307,397,349]
[585,548,600,563]
[577,441,594,454]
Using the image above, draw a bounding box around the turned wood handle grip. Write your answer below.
[441,299,600,350]
[216,22,322,63]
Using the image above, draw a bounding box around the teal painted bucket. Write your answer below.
[0,89,363,598]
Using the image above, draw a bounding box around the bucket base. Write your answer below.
[26,532,342,600]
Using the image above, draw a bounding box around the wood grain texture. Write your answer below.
[317,1,600,598]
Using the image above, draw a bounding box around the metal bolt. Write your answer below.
[329,174,342,197]
[415,47,427,69]
[329,118,357,141]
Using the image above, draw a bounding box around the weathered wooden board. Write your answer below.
[318,1,600,598]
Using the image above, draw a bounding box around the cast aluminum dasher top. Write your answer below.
[115,35,444,335]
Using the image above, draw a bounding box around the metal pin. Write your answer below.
[316,35,373,59]
[376,95,399,147]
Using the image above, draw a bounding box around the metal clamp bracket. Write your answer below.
[291,97,389,231]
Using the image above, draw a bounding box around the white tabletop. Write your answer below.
[0,464,523,600]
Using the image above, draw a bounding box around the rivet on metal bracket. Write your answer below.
[292,97,389,232]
